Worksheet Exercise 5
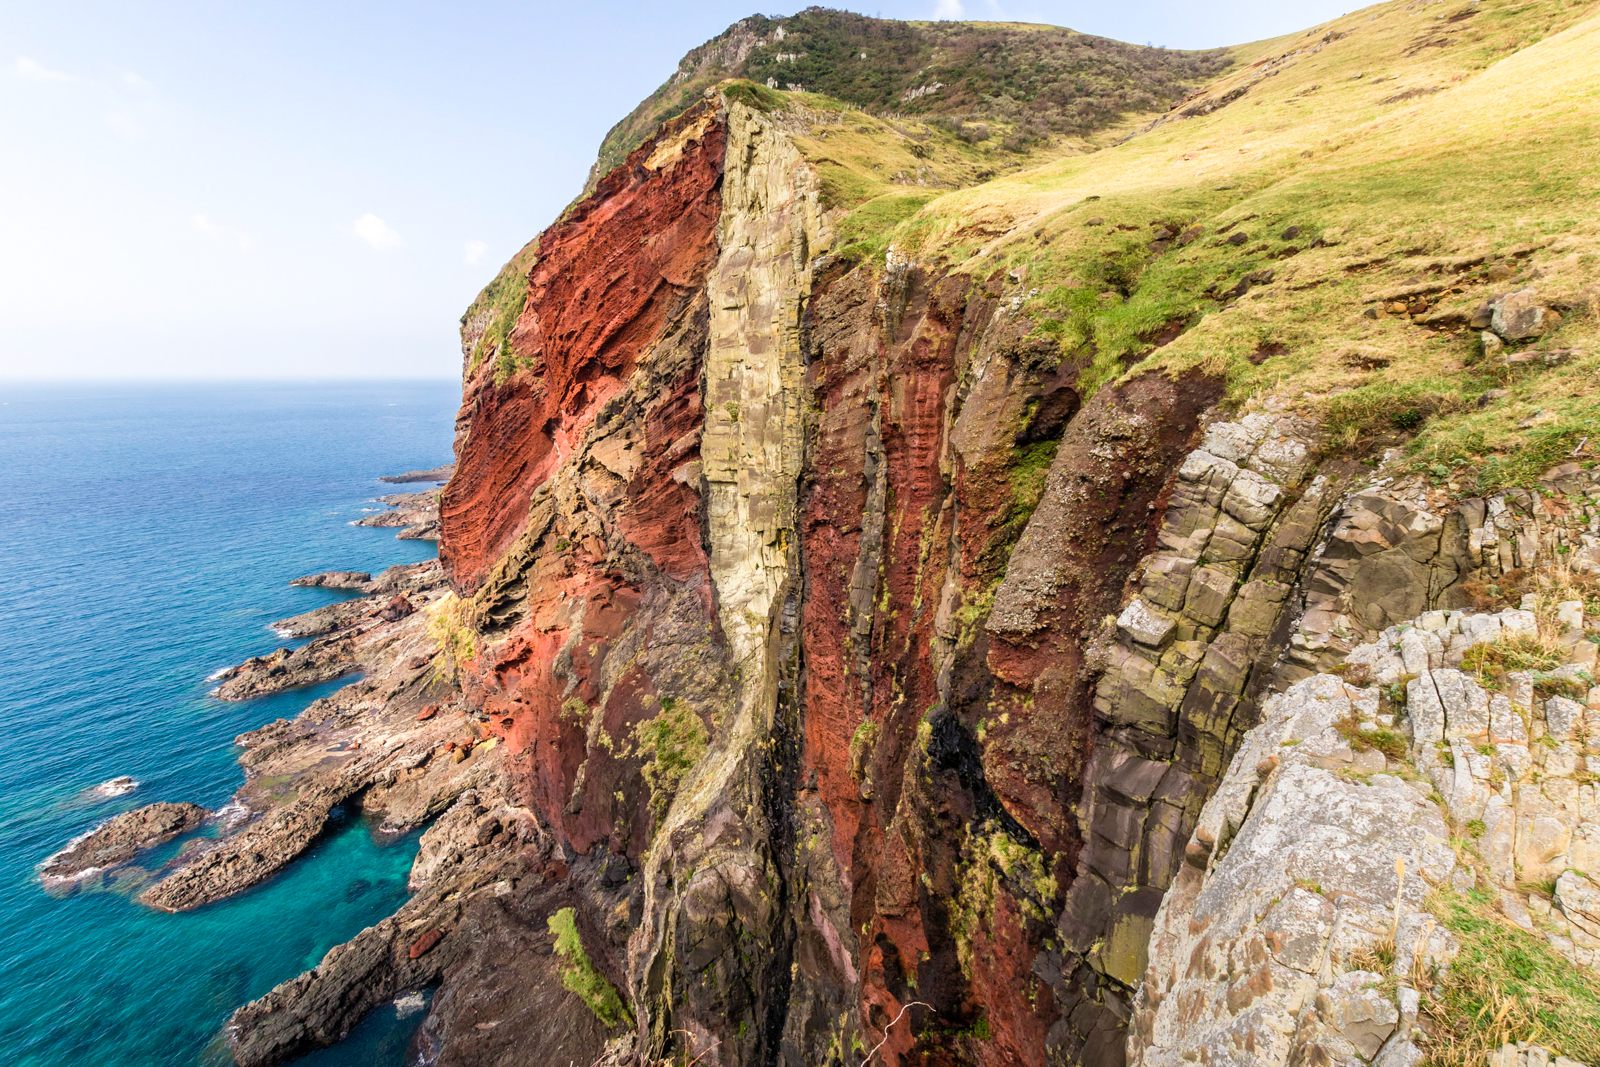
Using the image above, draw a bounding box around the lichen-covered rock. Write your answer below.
[1491,288,1556,341]
[1131,590,1600,1067]
[1129,671,1456,1067]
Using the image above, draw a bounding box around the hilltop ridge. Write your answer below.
[587,6,1233,185]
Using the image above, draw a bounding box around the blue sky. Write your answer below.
[0,1,1356,381]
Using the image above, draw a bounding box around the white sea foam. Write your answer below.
[37,822,109,886]
[393,991,426,1017]
[205,666,231,682]
[213,799,252,830]
[40,861,105,888]
[87,776,139,799]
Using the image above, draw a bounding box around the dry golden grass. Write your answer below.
[788,0,1600,490]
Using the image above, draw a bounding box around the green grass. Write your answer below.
[631,696,709,822]
[1422,888,1600,1065]
[833,191,934,263]
[588,10,1230,188]
[1460,631,1569,679]
[1000,439,1057,534]
[1334,713,1410,762]
[849,719,880,782]
[563,0,1600,497]
[425,593,477,684]
[547,907,633,1028]
[814,0,1600,491]
[461,242,535,379]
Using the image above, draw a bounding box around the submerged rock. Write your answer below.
[83,775,139,800]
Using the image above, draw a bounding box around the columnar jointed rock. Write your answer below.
[1130,594,1600,1067]
[1041,411,1325,1055]
[205,44,1600,1067]
[632,96,830,1061]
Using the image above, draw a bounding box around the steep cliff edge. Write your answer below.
[219,2,1600,1064]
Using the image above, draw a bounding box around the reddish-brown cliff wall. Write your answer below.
[440,105,726,594]
[437,105,1227,1067]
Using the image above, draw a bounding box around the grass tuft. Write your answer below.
[631,696,709,823]
[1421,888,1600,1065]
[1460,631,1568,680]
[547,906,633,1028]
[426,594,477,684]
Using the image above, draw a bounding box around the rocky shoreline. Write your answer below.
[379,463,454,485]
[40,801,208,888]
[38,467,567,1063]
[356,490,441,541]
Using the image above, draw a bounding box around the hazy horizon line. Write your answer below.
[0,374,462,385]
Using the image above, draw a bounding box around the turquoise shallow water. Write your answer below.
[0,380,459,1065]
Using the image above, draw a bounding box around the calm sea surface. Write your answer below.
[0,380,459,1065]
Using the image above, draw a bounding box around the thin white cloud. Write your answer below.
[191,212,255,253]
[932,0,965,19]
[15,56,74,83]
[463,239,488,266]
[121,71,152,91]
[106,108,146,140]
[352,213,402,250]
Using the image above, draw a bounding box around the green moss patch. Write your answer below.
[632,696,709,822]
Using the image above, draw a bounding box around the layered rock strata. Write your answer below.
[138,76,1600,1067]
[39,801,207,888]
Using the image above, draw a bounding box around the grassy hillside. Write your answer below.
[479,0,1599,495]
[588,7,1231,186]
[825,0,1600,493]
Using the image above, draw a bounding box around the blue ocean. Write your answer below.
[0,380,460,1066]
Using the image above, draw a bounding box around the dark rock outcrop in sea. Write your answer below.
[289,570,371,590]
[356,491,440,541]
[40,801,207,887]
[379,463,455,485]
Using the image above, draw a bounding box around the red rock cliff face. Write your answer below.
[440,104,726,594]
[437,98,1239,1067]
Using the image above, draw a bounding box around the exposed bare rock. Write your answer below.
[140,559,468,912]
[1131,592,1600,1067]
[209,633,361,701]
[40,802,207,887]
[356,490,440,541]
[270,597,376,639]
[289,570,371,590]
[1491,287,1556,340]
[224,779,608,1067]
[367,559,444,596]
[380,463,455,484]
